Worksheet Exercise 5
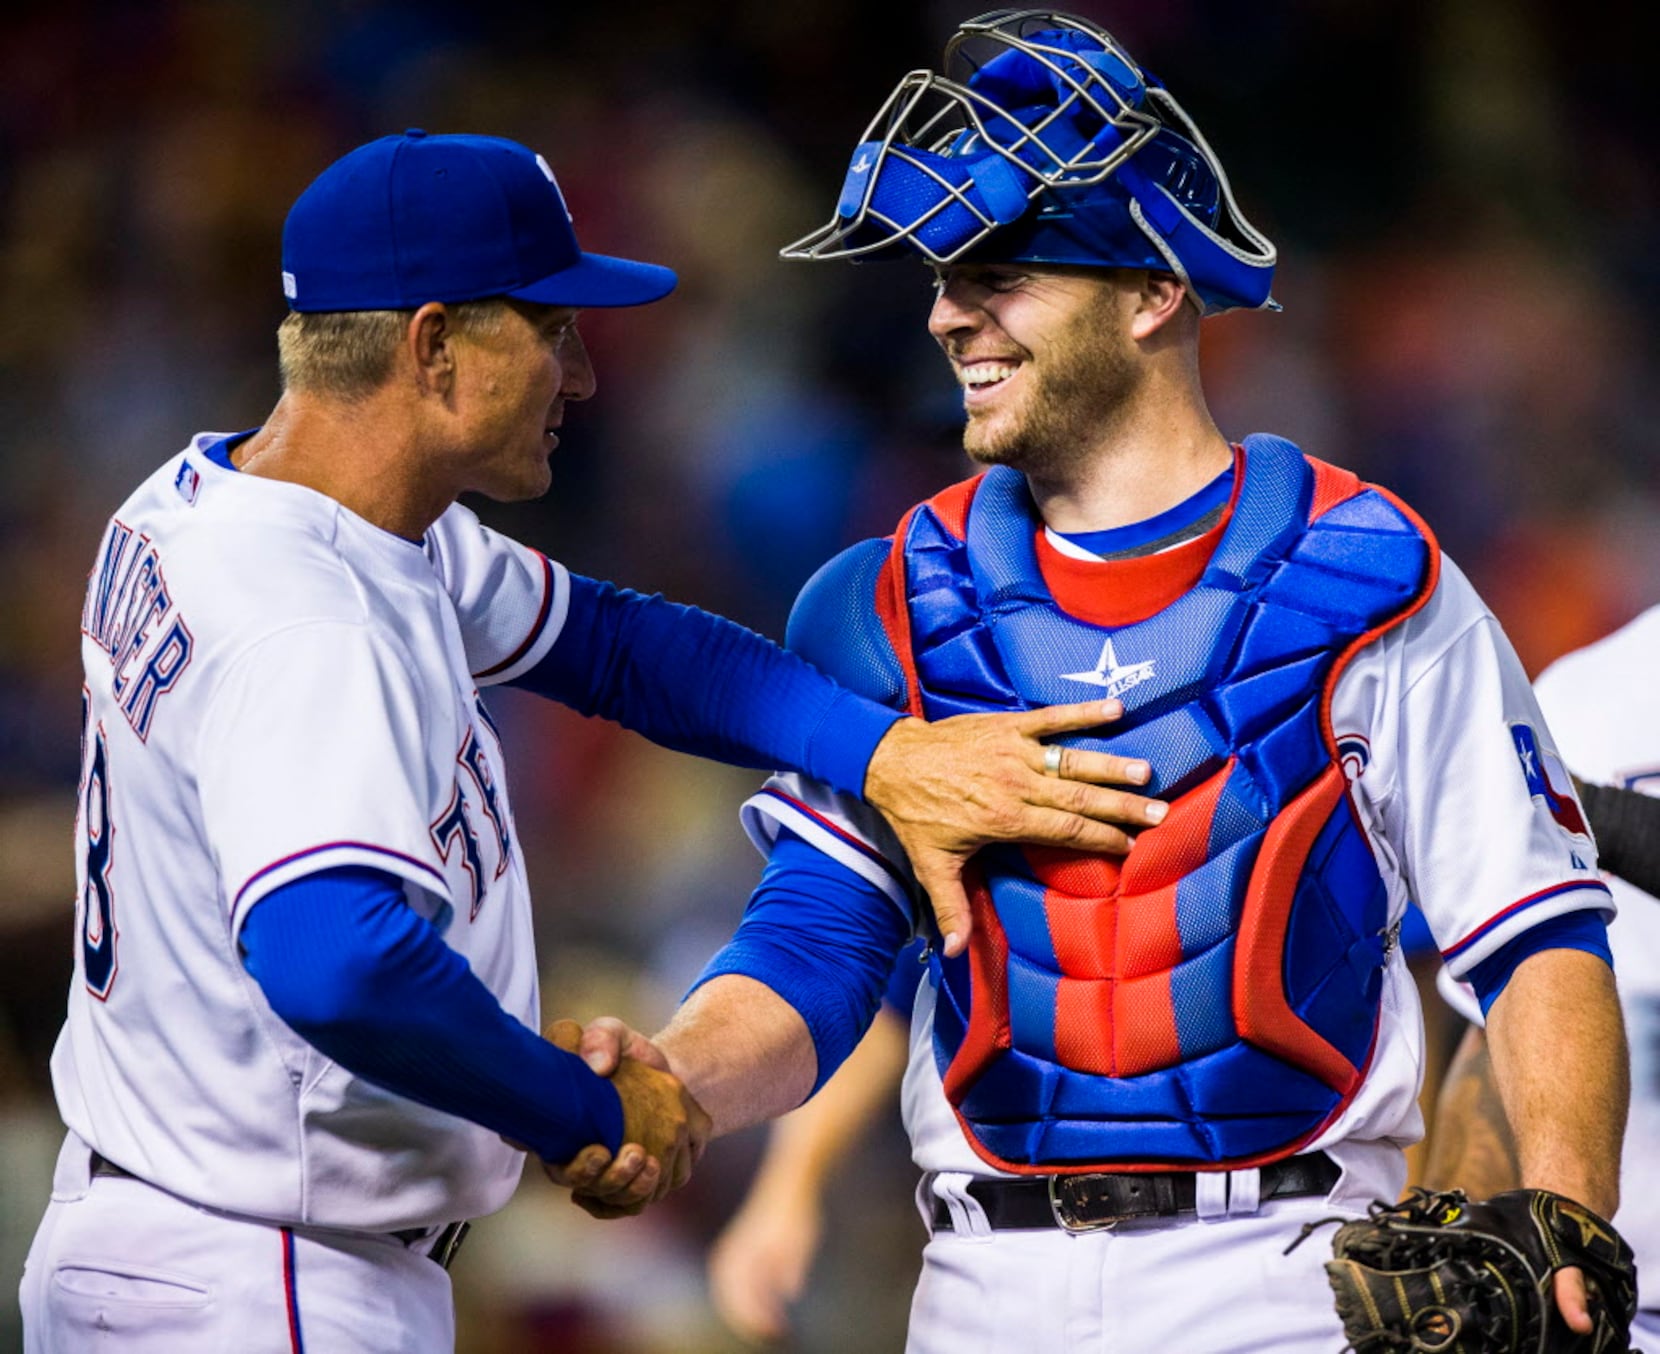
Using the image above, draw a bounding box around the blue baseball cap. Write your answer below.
[281,130,677,312]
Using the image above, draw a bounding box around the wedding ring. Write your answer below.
[1043,744,1063,777]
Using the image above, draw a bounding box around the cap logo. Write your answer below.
[535,153,574,222]
[282,270,297,300]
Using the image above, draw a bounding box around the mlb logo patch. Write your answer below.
[1510,722,1589,838]
[173,459,201,505]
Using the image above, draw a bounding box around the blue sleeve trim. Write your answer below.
[508,572,902,798]
[687,829,908,1096]
[240,866,623,1162]
[1466,910,1614,1019]
[814,688,906,800]
[1441,880,1612,963]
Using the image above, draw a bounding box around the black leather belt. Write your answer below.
[90,1150,135,1180]
[392,1221,472,1270]
[91,1151,471,1271]
[928,1152,1341,1233]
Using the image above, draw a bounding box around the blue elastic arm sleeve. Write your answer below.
[240,866,624,1164]
[1465,910,1614,1019]
[509,573,902,798]
[688,830,910,1096]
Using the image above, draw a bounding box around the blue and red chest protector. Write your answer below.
[878,435,1438,1174]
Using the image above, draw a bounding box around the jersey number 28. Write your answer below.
[80,720,118,1000]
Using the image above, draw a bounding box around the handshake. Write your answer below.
[540,1017,712,1219]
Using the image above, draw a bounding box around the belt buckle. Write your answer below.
[1046,1174,1125,1233]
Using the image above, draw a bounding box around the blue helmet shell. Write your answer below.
[782,11,1278,316]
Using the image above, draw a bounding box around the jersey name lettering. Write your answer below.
[83,518,194,740]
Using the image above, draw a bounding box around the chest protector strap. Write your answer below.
[884,435,1438,1173]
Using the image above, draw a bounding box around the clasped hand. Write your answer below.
[540,1017,706,1219]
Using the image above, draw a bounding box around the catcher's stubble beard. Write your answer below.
[960,300,1141,483]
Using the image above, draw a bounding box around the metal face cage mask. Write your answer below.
[781,9,1279,315]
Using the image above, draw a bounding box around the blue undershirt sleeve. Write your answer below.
[687,829,910,1097]
[508,573,902,798]
[240,866,624,1164]
[1464,910,1613,1019]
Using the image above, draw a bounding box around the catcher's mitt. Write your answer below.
[1319,1188,1637,1353]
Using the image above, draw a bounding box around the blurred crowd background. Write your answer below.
[0,0,1654,1349]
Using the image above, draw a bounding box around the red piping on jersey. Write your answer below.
[1440,879,1613,963]
[231,842,446,924]
[475,552,556,679]
[753,787,910,890]
[281,1227,306,1354]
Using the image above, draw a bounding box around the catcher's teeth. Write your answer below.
[960,362,1018,389]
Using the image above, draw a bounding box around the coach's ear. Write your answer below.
[407,301,457,398]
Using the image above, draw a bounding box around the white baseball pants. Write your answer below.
[20,1134,455,1354]
[906,1187,1352,1354]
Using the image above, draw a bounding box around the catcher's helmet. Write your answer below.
[781,10,1277,315]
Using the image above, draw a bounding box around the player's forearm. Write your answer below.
[655,975,817,1138]
[683,828,908,1113]
[1421,1024,1520,1198]
[1483,949,1627,1216]
[243,869,625,1162]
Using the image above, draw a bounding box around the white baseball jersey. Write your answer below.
[744,553,1610,1209]
[55,432,571,1233]
[1531,607,1660,1304]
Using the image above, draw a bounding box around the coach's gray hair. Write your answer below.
[277,299,513,400]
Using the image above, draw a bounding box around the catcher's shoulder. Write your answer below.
[785,537,907,709]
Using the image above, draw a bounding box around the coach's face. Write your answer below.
[928,263,1140,481]
[451,300,596,501]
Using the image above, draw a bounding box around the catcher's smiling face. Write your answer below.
[927,263,1146,482]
